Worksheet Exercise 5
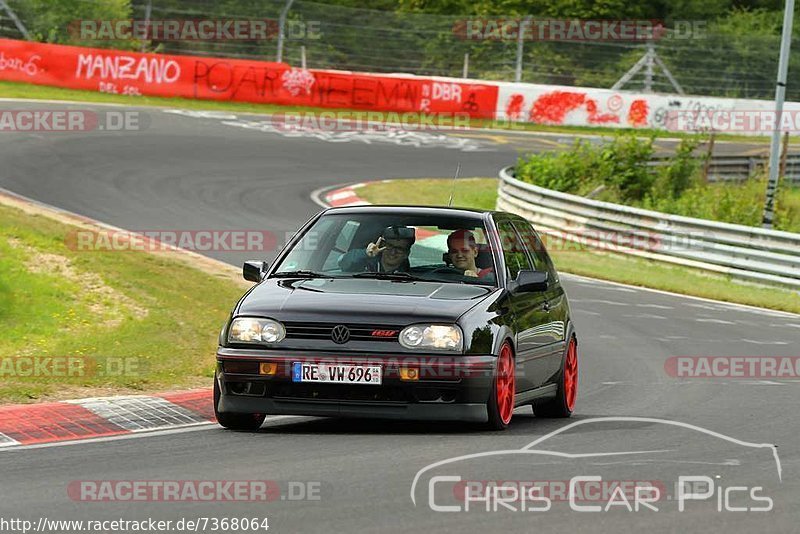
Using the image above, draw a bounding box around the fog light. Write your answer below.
[399,367,419,381]
[259,362,278,376]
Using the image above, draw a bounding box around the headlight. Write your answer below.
[228,317,285,344]
[399,324,463,351]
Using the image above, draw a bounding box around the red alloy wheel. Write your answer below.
[564,337,578,412]
[496,343,516,425]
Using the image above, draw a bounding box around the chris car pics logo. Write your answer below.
[411,417,781,513]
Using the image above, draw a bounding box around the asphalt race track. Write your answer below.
[1,102,799,533]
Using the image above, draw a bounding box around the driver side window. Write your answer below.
[497,221,532,280]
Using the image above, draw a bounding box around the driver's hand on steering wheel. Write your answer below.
[464,269,478,277]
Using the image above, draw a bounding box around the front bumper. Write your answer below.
[216,348,497,423]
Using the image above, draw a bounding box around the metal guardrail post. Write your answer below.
[514,17,531,83]
[779,131,790,181]
[702,133,715,182]
[762,0,795,228]
[276,0,297,63]
[140,0,152,53]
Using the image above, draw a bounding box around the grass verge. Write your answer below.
[0,80,773,143]
[0,201,247,404]
[356,178,800,314]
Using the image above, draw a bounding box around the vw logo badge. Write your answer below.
[331,324,350,344]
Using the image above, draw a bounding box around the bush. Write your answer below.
[649,177,800,233]
[514,133,800,233]
[514,139,602,194]
[515,132,655,201]
[649,137,703,201]
[596,133,655,202]
[776,185,800,233]
[9,0,134,48]
[646,178,764,226]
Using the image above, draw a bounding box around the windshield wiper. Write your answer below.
[350,271,422,281]
[272,270,333,279]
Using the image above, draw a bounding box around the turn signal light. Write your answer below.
[399,367,419,381]
[259,362,278,376]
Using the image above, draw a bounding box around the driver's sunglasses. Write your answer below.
[385,245,411,254]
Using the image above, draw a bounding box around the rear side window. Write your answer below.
[497,220,532,279]
[513,220,558,282]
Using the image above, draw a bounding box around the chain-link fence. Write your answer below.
[0,14,15,40]
[4,0,800,100]
[0,0,27,40]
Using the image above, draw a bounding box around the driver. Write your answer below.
[447,229,495,281]
[339,225,415,273]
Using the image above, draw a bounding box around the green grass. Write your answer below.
[0,80,775,143]
[0,203,246,404]
[644,178,800,233]
[357,178,800,313]
[357,178,499,211]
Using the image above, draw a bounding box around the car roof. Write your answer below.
[322,204,497,219]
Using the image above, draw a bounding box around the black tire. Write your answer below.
[486,341,515,430]
[533,335,578,418]
[214,374,266,431]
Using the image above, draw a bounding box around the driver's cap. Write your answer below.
[382,225,416,244]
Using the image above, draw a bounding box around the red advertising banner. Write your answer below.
[0,39,497,118]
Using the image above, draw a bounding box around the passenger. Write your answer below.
[447,229,495,281]
[339,226,415,273]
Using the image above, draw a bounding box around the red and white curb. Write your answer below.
[320,181,440,240]
[0,389,214,448]
[323,182,372,207]
[0,189,250,449]
[0,178,435,448]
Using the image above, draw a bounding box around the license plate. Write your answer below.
[292,362,382,385]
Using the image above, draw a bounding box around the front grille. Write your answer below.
[270,383,410,403]
[283,322,401,343]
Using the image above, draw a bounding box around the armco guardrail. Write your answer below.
[650,154,800,183]
[497,167,800,290]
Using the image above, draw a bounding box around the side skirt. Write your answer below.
[515,383,557,406]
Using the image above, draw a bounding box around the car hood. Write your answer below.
[237,277,497,324]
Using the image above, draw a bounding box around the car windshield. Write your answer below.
[272,212,498,286]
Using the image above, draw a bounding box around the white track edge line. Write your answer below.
[0,416,306,452]
[0,98,770,146]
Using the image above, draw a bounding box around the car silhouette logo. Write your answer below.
[331,325,350,344]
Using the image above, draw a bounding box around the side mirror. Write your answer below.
[512,270,548,293]
[243,260,268,283]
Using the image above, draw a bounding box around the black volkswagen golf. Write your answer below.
[215,206,577,430]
